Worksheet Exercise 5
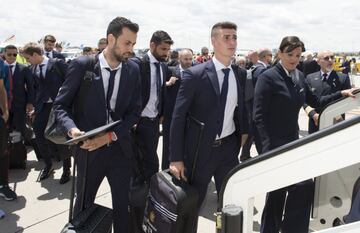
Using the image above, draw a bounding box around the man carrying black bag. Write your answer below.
[169,21,248,232]
[53,16,141,233]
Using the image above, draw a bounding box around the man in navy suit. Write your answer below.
[22,43,71,184]
[304,50,354,134]
[3,45,34,134]
[169,22,248,231]
[0,59,17,201]
[132,30,173,182]
[240,48,272,161]
[43,35,65,61]
[53,17,141,233]
[162,48,193,170]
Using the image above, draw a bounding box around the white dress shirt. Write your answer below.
[212,57,238,139]
[141,50,164,118]
[99,52,122,122]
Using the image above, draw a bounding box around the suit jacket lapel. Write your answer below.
[206,61,220,96]
[93,61,106,106]
[114,62,128,112]
[45,59,53,78]
[232,64,242,106]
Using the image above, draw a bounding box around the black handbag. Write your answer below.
[45,65,95,145]
[60,150,113,233]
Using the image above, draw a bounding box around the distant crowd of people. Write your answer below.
[1,16,360,233]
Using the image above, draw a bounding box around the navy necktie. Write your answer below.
[217,68,230,137]
[105,68,118,116]
[39,64,45,79]
[9,65,14,76]
[45,52,50,58]
[322,73,328,81]
[154,62,162,112]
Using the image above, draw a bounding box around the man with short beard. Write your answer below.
[132,30,173,182]
[53,17,141,233]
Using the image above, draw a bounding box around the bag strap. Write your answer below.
[187,115,205,184]
[68,56,98,220]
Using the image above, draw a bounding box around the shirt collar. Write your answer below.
[99,52,122,71]
[279,60,291,77]
[5,61,16,66]
[147,50,159,64]
[258,60,267,67]
[212,56,232,72]
[40,56,49,66]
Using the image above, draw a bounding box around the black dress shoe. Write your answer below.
[39,166,54,181]
[59,171,70,184]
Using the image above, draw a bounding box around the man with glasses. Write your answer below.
[0,58,16,201]
[304,50,356,134]
[43,35,65,61]
[3,45,34,136]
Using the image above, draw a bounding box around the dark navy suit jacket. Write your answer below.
[31,58,67,113]
[169,61,248,167]
[305,70,351,113]
[53,51,66,61]
[253,63,343,152]
[132,54,169,116]
[10,63,34,130]
[164,65,182,119]
[53,56,142,158]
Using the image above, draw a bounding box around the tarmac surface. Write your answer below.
[1,102,359,233]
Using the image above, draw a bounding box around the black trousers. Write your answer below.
[134,117,160,181]
[74,146,132,233]
[0,118,8,185]
[260,179,314,233]
[190,134,240,233]
[161,116,171,170]
[33,103,70,171]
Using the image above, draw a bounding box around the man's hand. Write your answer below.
[166,76,179,86]
[80,132,110,151]
[26,103,34,115]
[169,161,187,181]
[2,110,9,123]
[313,113,319,126]
[69,127,85,138]
[241,134,248,147]
[341,88,359,98]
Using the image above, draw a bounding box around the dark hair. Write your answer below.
[150,30,173,46]
[4,44,17,52]
[23,42,43,56]
[279,36,305,53]
[106,17,139,39]
[82,46,92,53]
[211,21,237,37]
[44,35,56,42]
[55,42,62,48]
[98,38,107,45]
[201,47,208,55]
[170,50,179,59]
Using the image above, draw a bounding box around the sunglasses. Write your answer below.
[46,40,56,43]
[322,55,335,61]
[6,53,18,57]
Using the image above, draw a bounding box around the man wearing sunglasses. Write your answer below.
[4,45,34,136]
[43,35,65,61]
[304,50,356,134]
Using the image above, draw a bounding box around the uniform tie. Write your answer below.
[39,64,45,79]
[105,68,118,121]
[217,68,230,137]
[154,62,162,113]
